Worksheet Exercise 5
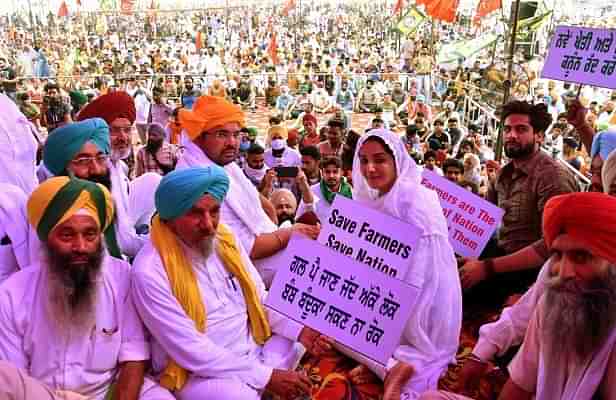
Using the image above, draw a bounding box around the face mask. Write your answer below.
[244,164,266,182]
[239,141,250,152]
[271,139,285,151]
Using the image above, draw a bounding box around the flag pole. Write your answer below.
[495,0,521,162]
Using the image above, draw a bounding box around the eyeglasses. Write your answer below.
[110,126,132,135]
[211,131,241,141]
[71,154,110,167]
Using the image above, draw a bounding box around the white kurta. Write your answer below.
[109,161,161,258]
[351,129,462,398]
[0,184,41,283]
[473,261,551,362]
[131,238,304,400]
[296,182,333,223]
[0,94,39,194]
[0,257,168,399]
[509,298,616,399]
[177,140,278,261]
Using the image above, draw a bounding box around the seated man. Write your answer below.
[421,192,616,400]
[0,177,173,400]
[177,96,318,272]
[42,118,161,258]
[297,157,353,223]
[131,167,333,400]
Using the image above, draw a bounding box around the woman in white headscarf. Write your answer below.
[351,129,462,399]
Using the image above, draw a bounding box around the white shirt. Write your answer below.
[0,257,150,399]
[0,184,41,283]
[131,238,304,390]
[473,261,551,361]
[264,148,302,169]
[177,140,277,256]
[0,94,38,194]
[296,182,332,224]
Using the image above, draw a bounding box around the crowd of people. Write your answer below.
[0,2,616,400]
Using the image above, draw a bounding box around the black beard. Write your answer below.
[46,242,104,312]
[504,140,535,159]
[146,140,163,153]
[278,213,295,226]
[543,269,616,362]
[89,173,112,190]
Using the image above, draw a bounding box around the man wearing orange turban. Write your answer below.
[177,96,319,286]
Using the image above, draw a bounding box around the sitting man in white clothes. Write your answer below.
[131,166,334,400]
[420,192,616,400]
[297,157,353,223]
[42,118,161,259]
[0,176,173,400]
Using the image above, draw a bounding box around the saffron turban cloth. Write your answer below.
[155,166,230,220]
[26,176,121,257]
[543,192,616,266]
[178,96,246,141]
[76,91,137,125]
[590,129,616,160]
[150,166,271,391]
[43,118,110,176]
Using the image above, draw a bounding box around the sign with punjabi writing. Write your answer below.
[541,25,616,89]
[265,237,419,365]
[420,170,504,258]
[317,196,421,279]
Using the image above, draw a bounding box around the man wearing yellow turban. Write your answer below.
[0,177,174,400]
[131,167,332,400]
[177,96,319,287]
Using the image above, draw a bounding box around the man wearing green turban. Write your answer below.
[42,118,161,258]
[132,166,331,399]
[0,176,174,400]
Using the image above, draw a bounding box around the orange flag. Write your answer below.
[268,30,279,65]
[424,0,460,23]
[475,0,502,19]
[120,0,134,15]
[196,31,203,52]
[57,1,69,17]
[281,0,296,16]
[393,0,405,16]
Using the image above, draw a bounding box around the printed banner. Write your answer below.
[420,170,504,258]
[265,237,419,365]
[541,25,616,89]
[318,196,421,279]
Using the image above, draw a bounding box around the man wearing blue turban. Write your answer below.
[132,166,331,400]
[42,118,161,258]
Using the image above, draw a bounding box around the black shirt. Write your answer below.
[0,66,16,92]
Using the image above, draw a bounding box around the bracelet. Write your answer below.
[483,258,496,278]
[273,231,284,250]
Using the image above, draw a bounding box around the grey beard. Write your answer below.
[543,267,616,362]
[197,236,215,260]
[45,243,104,333]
